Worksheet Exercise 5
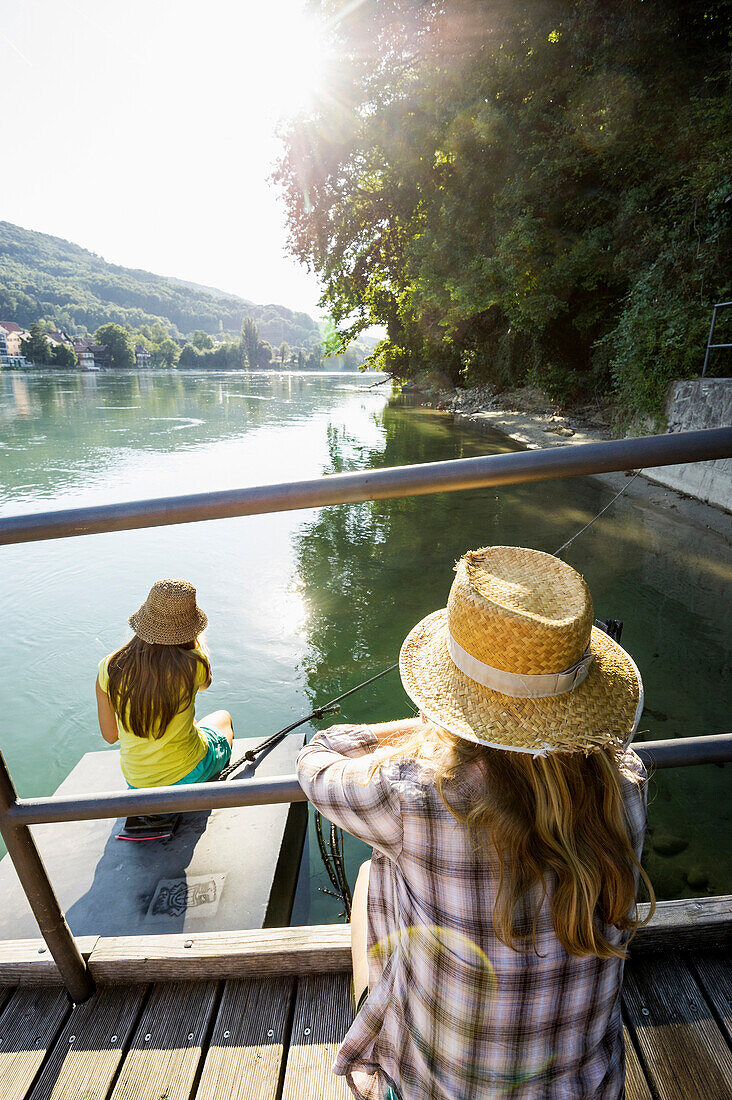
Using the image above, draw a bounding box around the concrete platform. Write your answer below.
[0,735,306,939]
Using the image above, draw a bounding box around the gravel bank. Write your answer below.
[410,382,730,541]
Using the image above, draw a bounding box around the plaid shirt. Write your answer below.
[297,725,648,1100]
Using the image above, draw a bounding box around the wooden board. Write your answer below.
[0,988,70,1100]
[0,735,305,940]
[109,981,218,1100]
[196,978,295,1100]
[633,895,732,953]
[89,924,352,984]
[623,1025,652,1100]
[623,955,732,1100]
[692,952,732,1045]
[27,985,146,1100]
[0,937,98,986]
[280,974,353,1100]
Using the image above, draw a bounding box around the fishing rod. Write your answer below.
[218,662,398,781]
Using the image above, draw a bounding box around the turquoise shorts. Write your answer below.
[175,724,232,783]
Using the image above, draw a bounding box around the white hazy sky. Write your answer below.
[2,0,329,316]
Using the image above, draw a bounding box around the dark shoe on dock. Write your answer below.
[116,814,180,841]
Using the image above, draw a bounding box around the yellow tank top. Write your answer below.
[98,650,209,787]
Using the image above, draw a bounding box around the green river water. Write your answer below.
[1,369,729,922]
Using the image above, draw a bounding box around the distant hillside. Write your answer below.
[0,221,321,347]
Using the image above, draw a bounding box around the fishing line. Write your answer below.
[553,470,642,557]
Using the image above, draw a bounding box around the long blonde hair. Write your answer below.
[372,722,655,959]
[107,636,210,739]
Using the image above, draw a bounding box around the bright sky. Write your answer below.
[2,0,329,316]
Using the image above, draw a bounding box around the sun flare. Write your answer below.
[256,7,330,119]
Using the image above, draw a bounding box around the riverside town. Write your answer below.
[0,4,730,1100]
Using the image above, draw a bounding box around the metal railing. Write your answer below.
[0,426,730,1004]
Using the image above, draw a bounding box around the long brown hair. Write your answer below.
[372,723,655,959]
[106,636,210,739]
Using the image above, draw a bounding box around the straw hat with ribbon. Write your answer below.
[399,546,643,756]
[128,579,208,646]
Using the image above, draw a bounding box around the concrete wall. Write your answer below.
[646,378,731,511]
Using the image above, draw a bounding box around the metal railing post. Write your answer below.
[0,749,95,1002]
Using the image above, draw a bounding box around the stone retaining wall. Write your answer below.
[646,378,731,511]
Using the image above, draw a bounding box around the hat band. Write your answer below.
[447,631,593,699]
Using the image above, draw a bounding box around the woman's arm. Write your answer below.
[297,724,405,860]
[96,680,119,744]
[369,717,423,746]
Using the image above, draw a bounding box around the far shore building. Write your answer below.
[72,337,109,370]
[45,329,74,348]
[0,322,29,368]
[135,345,152,368]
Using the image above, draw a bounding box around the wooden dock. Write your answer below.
[0,897,729,1100]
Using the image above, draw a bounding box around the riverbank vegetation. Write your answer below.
[278,0,731,421]
[0,220,321,350]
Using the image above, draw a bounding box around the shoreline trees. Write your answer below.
[277,0,731,418]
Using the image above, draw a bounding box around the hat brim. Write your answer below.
[128,608,208,646]
[399,609,643,756]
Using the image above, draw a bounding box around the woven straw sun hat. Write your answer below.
[128,579,208,646]
[399,546,643,756]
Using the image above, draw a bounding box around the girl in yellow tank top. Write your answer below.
[96,579,233,788]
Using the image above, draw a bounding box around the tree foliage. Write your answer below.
[241,317,260,367]
[52,342,78,367]
[95,323,135,370]
[277,0,731,417]
[21,321,53,365]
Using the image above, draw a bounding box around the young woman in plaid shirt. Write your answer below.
[298,546,654,1100]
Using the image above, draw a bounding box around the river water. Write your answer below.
[1,369,729,920]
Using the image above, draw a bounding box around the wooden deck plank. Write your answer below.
[89,925,351,984]
[623,955,732,1100]
[623,1025,652,1100]
[0,892,713,985]
[0,938,99,986]
[633,895,732,954]
[195,978,295,1100]
[0,988,70,1100]
[26,985,147,1100]
[691,952,732,1045]
[109,981,218,1100]
[280,974,353,1100]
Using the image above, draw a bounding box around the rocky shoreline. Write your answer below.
[400,379,730,540]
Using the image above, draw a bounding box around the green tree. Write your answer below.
[241,317,260,367]
[298,348,305,369]
[191,330,214,350]
[21,321,52,365]
[277,0,731,416]
[95,323,135,369]
[179,343,203,367]
[258,340,273,368]
[279,341,290,366]
[52,343,78,368]
[154,338,181,368]
[307,344,323,370]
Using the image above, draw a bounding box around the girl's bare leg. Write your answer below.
[199,709,234,747]
[351,859,371,1009]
